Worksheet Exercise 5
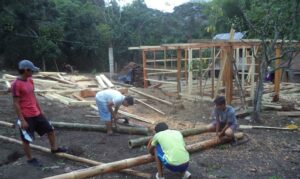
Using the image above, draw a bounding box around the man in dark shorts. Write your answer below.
[147,123,191,179]
[207,96,238,141]
[11,59,66,167]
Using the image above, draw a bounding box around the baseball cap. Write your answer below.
[18,59,40,72]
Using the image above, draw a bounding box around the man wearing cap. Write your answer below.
[11,59,67,167]
[95,89,134,135]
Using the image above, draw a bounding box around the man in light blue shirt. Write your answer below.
[95,89,134,135]
[207,96,237,141]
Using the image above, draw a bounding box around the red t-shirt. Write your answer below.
[11,77,41,118]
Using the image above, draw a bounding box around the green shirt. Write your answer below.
[151,129,189,165]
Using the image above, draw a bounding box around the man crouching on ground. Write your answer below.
[12,59,67,167]
[207,96,238,142]
[147,122,191,179]
[95,89,134,135]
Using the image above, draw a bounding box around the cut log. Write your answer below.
[128,125,210,148]
[90,105,155,124]
[129,88,173,106]
[277,111,300,117]
[44,75,77,85]
[0,135,151,178]
[50,121,149,135]
[100,74,114,88]
[135,99,165,115]
[44,133,243,179]
[0,121,15,128]
[95,76,107,88]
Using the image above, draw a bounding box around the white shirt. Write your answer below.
[96,89,125,107]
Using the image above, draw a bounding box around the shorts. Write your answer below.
[156,144,189,172]
[211,121,237,131]
[95,99,111,122]
[20,114,54,143]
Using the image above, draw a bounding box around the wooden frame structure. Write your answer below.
[129,39,297,105]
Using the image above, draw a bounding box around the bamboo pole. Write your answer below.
[129,87,173,106]
[0,120,15,128]
[177,48,182,94]
[50,122,149,135]
[44,133,243,179]
[95,75,107,88]
[0,135,151,178]
[143,50,148,88]
[100,74,114,88]
[128,125,210,148]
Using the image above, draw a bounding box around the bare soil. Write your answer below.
[0,86,299,179]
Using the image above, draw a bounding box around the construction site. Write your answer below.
[0,37,300,179]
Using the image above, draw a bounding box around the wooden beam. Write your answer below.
[177,48,182,93]
[96,75,107,89]
[100,74,114,88]
[145,79,177,85]
[135,99,165,115]
[129,87,173,106]
[90,104,155,124]
[225,46,233,104]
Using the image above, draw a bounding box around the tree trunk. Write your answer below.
[42,57,46,71]
[252,59,267,123]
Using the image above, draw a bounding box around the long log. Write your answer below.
[129,88,173,106]
[95,75,107,88]
[0,135,151,178]
[44,133,243,179]
[50,122,149,135]
[128,125,210,148]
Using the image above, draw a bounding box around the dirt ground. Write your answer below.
[0,85,299,179]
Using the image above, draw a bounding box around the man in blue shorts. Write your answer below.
[95,89,134,135]
[207,96,238,141]
[147,122,191,179]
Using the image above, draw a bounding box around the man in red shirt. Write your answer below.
[12,59,66,167]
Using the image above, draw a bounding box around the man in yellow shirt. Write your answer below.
[147,122,191,179]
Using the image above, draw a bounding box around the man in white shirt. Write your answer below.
[95,89,134,135]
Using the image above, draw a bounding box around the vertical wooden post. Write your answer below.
[242,47,246,88]
[153,50,156,69]
[199,48,203,96]
[188,48,193,95]
[184,49,188,81]
[225,46,233,105]
[274,47,282,97]
[142,50,148,88]
[212,47,215,98]
[109,47,114,79]
[177,48,182,94]
[250,47,256,99]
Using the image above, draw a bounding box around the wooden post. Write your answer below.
[142,50,148,88]
[188,48,193,95]
[212,47,215,98]
[274,47,282,98]
[109,47,114,79]
[225,46,233,104]
[250,47,256,99]
[184,48,188,81]
[242,47,246,88]
[153,50,156,68]
[177,48,182,94]
[199,48,203,96]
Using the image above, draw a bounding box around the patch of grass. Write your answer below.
[269,176,282,179]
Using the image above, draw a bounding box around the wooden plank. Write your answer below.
[144,68,177,72]
[129,87,173,106]
[100,74,114,88]
[274,47,282,97]
[44,75,77,85]
[135,99,165,115]
[90,105,155,124]
[95,76,107,88]
[277,111,300,116]
[188,48,193,95]
[145,79,177,85]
